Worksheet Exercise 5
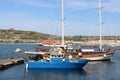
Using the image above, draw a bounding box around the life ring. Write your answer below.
[103,54,106,57]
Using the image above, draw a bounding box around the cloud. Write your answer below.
[65,0,120,13]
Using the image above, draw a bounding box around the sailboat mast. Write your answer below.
[61,0,64,45]
[98,0,102,51]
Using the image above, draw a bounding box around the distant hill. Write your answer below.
[0,29,60,43]
[0,29,119,43]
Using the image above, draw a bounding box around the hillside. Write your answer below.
[0,29,119,43]
[0,29,54,43]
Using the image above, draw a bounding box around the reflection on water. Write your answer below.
[25,69,88,80]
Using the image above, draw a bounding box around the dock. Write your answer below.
[0,58,24,70]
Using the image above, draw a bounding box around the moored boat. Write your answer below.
[37,41,62,47]
[24,47,89,69]
[61,0,116,61]
[63,47,116,61]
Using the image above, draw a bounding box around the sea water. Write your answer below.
[0,44,120,80]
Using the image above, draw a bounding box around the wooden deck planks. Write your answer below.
[0,58,24,70]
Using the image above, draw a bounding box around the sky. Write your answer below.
[0,0,120,36]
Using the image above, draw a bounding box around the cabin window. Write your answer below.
[73,50,76,52]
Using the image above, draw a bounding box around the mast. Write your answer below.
[98,0,102,51]
[61,0,64,45]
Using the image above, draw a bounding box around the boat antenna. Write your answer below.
[98,0,103,51]
[61,0,64,46]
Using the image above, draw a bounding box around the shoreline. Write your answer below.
[0,40,120,46]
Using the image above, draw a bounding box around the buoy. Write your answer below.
[15,48,21,52]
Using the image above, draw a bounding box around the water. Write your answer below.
[0,44,120,80]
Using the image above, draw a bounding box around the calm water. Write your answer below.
[0,44,120,80]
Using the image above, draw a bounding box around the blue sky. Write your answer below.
[0,0,120,36]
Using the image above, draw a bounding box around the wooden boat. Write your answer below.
[61,0,115,61]
[26,45,116,61]
[63,47,116,61]
[34,44,117,61]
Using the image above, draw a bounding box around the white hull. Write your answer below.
[85,55,111,61]
[24,51,45,55]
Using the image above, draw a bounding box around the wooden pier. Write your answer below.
[0,58,24,70]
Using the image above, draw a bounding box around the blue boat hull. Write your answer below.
[24,59,89,69]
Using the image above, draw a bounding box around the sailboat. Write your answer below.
[62,0,116,61]
[24,0,89,69]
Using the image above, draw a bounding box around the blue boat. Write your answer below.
[24,0,89,69]
[24,47,89,69]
